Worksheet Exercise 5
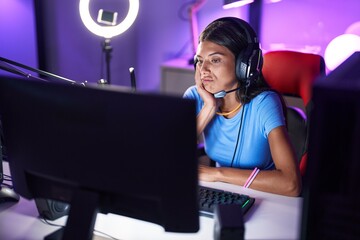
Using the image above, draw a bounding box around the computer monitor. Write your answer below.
[0,76,199,239]
[301,52,360,239]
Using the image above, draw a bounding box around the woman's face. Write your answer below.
[195,40,237,94]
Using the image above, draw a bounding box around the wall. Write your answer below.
[0,0,246,91]
[1,0,359,90]
[261,0,360,71]
[0,0,38,74]
[34,0,137,86]
[137,0,247,91]
[135,0,190,91]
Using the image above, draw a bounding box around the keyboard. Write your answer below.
[198,186,255,217]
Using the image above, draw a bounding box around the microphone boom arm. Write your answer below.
[0,56,84,85]
[213,87,240,99]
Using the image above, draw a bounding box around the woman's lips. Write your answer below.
[201,78,213,84]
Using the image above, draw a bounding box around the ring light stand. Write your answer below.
[79,0,139,84]
[100,39,113,84]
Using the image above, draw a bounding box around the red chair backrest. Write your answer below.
[262,50,325,176]
[262,50,325,107]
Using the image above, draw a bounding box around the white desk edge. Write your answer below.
[0,161,303,240]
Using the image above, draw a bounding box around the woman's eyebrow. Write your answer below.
[196,52,226,58]
[208,52,226,57]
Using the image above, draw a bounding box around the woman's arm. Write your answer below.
[198,126,302,197]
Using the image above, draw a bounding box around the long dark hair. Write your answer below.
[199,18,287,118]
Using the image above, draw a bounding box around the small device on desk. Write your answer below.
[214,204,245,240]
[0,186,20,203]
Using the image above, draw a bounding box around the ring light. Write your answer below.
[79,0,139,39]
[79,0,139,84]
[324,34,360,71]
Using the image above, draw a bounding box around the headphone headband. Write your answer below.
[214,17,262,83]
[215,17,259,47]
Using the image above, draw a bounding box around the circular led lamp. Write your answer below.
[324,33,360,71]
[79,0,139,39]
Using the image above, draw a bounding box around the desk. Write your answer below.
[0,161,302,240]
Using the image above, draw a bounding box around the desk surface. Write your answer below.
[0,162,302,240]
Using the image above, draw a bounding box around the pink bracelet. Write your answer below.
[244,167,260,188]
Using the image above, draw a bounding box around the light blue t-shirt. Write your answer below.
[183,86,285,170]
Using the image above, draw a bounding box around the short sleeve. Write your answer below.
[183,85,203,114]
[257,92,286,137]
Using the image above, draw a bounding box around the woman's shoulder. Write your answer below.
[183,85,198,99]
[252,90,280,104]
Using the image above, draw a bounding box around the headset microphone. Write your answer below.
[213,87,241,98]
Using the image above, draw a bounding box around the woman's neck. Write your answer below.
[216,96,241,118]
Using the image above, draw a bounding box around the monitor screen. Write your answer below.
[0,76,199,238]
[301,52,360,239]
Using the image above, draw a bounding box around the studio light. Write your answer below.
[79,0,139,39]
[324,33,360,71]
[79,0,139,84]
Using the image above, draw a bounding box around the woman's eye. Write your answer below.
[211,58,221,63]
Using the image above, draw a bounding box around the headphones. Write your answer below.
[194,17,263,86]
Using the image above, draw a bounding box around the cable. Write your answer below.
[94,229,121,240]
[40,217,122,240]
[230,104,246,168]
[2,173,12,181]
[230,85,249,167]
[0,182,13,188]
[1,173,14,188]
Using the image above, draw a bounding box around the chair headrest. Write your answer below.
[262,50,325,107]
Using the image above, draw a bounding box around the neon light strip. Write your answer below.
[223,0,254,9]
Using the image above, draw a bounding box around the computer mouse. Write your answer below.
[0,186,20,203]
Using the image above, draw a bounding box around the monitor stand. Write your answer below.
[44,189,99,240]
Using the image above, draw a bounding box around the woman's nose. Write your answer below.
[200,60,210,72]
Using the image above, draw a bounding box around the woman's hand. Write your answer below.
[195,68,218,107]
[198,165,219,182]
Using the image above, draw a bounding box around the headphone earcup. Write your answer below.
[193,55,198,70]
[236,47,262,85]
[236,49,251,81]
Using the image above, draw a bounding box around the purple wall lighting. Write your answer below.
[1,0,360,89]
[34,0,138,86]
[261,0,360,73]
[0,0,38,75]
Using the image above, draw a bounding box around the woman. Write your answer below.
[183,17,301,197]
